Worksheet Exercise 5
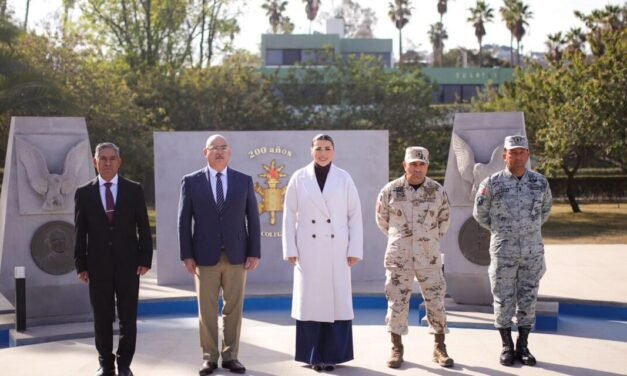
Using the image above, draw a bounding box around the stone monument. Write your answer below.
[442,112,528,304]
[0,117,95,323]
[154,130,389,287]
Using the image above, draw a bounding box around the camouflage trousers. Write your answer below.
[385,267,448,335]
[488,252,546,328]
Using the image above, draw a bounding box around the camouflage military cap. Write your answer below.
[404,146,429,164]
[504,135,528,150]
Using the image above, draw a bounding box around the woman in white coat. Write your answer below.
[282,134,363,371]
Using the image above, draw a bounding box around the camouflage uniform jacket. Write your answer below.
[473,168,552,256]
[376,176,451,270]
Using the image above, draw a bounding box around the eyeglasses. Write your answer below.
[207,145,229,152]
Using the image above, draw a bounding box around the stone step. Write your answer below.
[0,292,14,314]
[0,312,14,331]
[419,298,559,331]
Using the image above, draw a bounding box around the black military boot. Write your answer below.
[516,326,537,366]
[498,328,515,366]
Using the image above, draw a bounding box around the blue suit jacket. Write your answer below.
[178,166,261,266]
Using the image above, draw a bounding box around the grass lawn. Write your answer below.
[543,203,627,244]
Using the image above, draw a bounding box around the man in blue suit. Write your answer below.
[178,134,261,375]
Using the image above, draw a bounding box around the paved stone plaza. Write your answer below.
[0,244,626,375]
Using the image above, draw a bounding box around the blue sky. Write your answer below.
[6,0,624,57]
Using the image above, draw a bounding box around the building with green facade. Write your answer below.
[260,31,514,104]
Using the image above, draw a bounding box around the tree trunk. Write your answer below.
[562,164,581,213]
[398,28,403,64]
[478,41,482,67]
[1,0,8,19]
[199,0,207,68]
[23,0,30,30]
[510,33,514,66]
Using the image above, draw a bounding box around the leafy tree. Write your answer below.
[472,8,626,212]
[0,20,70,163]
[330,0,378,39]
[81,0,240,70]
[467,0,494,67]
[276,55,445,176]
[388,0,412,63]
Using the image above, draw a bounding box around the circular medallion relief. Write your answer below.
[31,221,76,275]
[458,217,491,266]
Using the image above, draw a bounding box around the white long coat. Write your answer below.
[282,162,363,322]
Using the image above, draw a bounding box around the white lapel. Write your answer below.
[301,162,331,218]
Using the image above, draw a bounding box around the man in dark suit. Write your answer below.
[75,142,153,376]
[178,134,261,375]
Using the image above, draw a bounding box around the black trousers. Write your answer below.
[89,270,140,369]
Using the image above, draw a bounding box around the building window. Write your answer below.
[266,49,283,65]
[282,49,301,65]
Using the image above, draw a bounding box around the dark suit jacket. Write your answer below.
[178,167,261,266]
[74,176,153,279]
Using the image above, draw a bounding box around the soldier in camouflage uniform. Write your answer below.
[375,146,453,369]
[473,135,552,367]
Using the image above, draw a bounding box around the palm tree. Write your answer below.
[564,27,586,56]
[23,0,30,30]
[62,0,76,38]
[262,0,289,34]
[544,32,565,64]
[575,4,626,57]
[511,1,532,66]
[388,0,412,63]
[428,22,448,67]
[1,0,8,19]
[500,0,517,66]
[467,0,494,66]
[437,0,450,23]
[303,0,321,33]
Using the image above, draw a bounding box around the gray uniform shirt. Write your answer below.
[473,168,552,257]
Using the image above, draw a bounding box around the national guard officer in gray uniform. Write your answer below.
[375,146,453,369]
[473,135,552,367]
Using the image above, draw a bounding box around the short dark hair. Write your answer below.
[311,134,334,147]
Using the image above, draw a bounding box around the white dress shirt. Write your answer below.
[98,174,118,210]
[207,166,228,203]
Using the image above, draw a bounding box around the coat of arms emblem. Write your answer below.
[254,159,288,225]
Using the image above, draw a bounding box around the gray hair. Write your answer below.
[94,142,120,158]
[205,134,228,147]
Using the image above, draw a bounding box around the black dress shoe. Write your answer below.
[222,359,246,374]
[324,364,336,371]
[199,361,218,375]
[311,363,323,372]
[118,367,134,376]
[95,367,115,376]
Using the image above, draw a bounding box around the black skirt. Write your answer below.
[295,320,354,365]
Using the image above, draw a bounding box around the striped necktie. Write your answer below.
[216,172,224,212]
[104,182,114,223]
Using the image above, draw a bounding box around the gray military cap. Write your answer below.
[404,146,429,164]
[504,135,529,150]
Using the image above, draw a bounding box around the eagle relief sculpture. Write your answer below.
[16,138,88,211]
[452,132,504,201]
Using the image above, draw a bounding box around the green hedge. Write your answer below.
[547,176,627,201]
